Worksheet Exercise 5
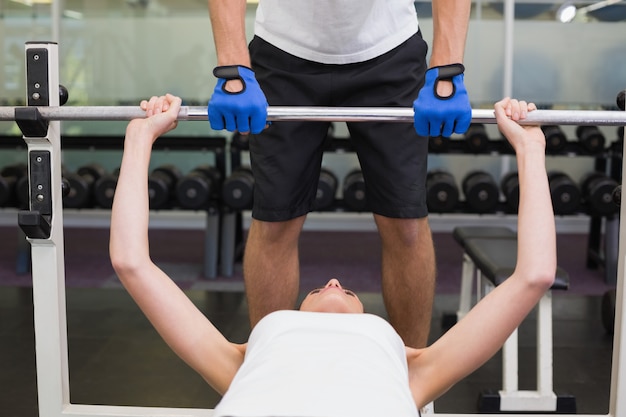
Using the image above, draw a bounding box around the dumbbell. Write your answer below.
[613,185,622,207]
[342,169,368,212]
[500,171,519,212]
[602,289,616,335]
[464,123,489,153]
[15,174,30,209]
[315,167,338,211]
[176,165,222,210]
[541,125,567,153]
[576,126,606,153]
[426,170,459,213]
[580,171,620,216]
[222,167,255,210]
[428,136,449,153]
[548,171,581,215]
[148,165,183,210]
[63,163,106,208]
[230,132,250,150]
[0,163,27,207]
[94,168,120,209]
[461,171,499,213]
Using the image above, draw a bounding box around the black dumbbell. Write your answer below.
[580,171,620,216]
[613,185,622,207]
[0,163,27,207]
[500,171,519,212]
[462,170,499,213]
[602,289,616,335]
[542,125,567,153]
[230,132,250,150]
[15,174,30,210]
[576,126,606,153]
[63,163,106,208]
[464,123,489,153]
[222,167,255,210]
[548,171,581,215]
[426,169,459,213]
[315,167,338,211]
[148,165,183,210]
[176,165,222,210]
[93,168,120,209]
[343,169,368,212]
[428,136,449,153]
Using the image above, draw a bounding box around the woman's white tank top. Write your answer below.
[254,0,419,64]
[213,310,419,417]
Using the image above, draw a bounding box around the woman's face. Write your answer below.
[299,278,364,314]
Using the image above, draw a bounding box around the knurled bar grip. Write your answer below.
[0,106,625,125]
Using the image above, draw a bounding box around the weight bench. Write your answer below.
[450,226,576,413]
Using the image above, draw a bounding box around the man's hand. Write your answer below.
[413,64,472,138]
[208,65,268,134]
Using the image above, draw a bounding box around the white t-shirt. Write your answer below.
[213,310,419,417]
[254,0,419,64]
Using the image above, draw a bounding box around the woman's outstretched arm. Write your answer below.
[109,94,244,394]
[408,98,556,407]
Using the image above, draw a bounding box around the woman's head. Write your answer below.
[299,278,364,314]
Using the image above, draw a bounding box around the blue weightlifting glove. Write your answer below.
[413,63,472,138]
[208,65,268,134]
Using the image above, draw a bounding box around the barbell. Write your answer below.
[0,106,626,125]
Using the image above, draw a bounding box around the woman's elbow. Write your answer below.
[111,256,135,280]
[524,267,556,291]
[110,248,146,282]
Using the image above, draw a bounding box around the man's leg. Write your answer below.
[375,215,436,348]
[243,215,307,328]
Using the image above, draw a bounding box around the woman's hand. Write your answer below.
[494,97,545,153]
[126,94,182,143]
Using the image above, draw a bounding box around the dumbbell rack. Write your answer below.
[225,124,623,284]
[2,126,621,284]
[587,138,623,285]
[0,133,229,279]
[435,128,622,285]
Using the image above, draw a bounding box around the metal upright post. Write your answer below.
[16,42,70,417]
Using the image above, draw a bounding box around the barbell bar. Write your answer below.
[0,105,625,125]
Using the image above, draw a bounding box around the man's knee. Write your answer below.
[374,215,431,247]
[248,216,306,245]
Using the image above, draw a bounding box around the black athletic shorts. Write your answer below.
[248,32,429,221]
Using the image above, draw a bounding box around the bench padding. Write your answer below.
[453,227,570,291]
[464,238,569,290]
[453,226,517,247]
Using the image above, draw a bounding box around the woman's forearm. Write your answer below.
[109,127,155,271]
[515,144,557,282]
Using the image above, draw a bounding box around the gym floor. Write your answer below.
[0,287,614,416]
[0,228,616,417]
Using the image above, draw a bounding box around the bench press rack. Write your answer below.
[3,41,626,417]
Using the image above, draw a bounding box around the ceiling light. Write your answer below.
[11,0,52,5]
[556,1,577,22]
[557,0,625,22]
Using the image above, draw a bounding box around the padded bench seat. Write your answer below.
[465,237,570,289]
[453,225,516,244]
[450,226,575,413]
